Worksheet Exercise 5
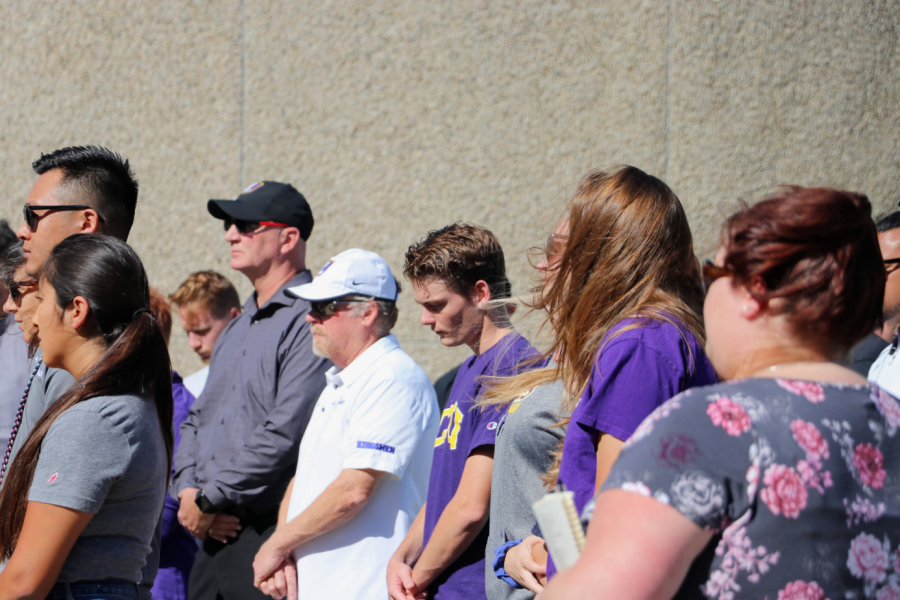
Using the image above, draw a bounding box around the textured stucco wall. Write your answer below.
[1,1,898,380]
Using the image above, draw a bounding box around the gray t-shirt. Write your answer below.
[486,377,567,600]
[28,391,168,584]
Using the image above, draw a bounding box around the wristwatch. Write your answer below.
[195,490,217,514]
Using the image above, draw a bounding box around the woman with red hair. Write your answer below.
[541,186,900,600]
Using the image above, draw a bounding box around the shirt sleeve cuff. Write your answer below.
[172,473,198,495]
[492,539,524,589]
[202,484,231,511]
[343,447,405,479]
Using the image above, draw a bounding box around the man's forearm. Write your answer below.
[410,493,489,588]
[393,503,427,566]
[268,469,381,554]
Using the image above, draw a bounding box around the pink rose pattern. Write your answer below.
[777,580,828,600]
[776,378,826,403]
[848,533,889,583]
[760,464,808,518]
[608,379,899,600]
[876,583,900,600]
[703,511,780,600]
[789,420,833,494]
[844,495,887,528]
[871,386,900,435]
[656,433,700,469]
[791,420,829,461]
[706,396,752,436]
[853,444,887,490]
[823,419,889,497]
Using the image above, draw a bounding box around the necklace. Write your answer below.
[748,360,829,378]
[0,358,42,486]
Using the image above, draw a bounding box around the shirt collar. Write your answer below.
[244,270,313,318]
[0,314,14,336]
[325,334,400,389]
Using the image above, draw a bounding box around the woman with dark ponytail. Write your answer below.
[0,234,173,600]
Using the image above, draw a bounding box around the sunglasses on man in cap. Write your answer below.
[223,216,290,235]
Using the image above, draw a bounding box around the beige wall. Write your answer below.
[1,1,898,379]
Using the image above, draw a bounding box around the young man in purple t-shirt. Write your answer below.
[387,223,538,600]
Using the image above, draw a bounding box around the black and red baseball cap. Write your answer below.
[208,181,314,241]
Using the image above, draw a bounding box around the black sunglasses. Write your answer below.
[5,278,37,303]
[23,204,103,232]
[886,258,900,266]
[223,217,289,235]
[309,298,373,318]
[701,260,734,295]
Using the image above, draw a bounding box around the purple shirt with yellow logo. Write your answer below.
[422,333,539,600]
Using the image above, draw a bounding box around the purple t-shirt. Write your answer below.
[151,373,199,600]
[423,333,539,600]
[548,316,717,578]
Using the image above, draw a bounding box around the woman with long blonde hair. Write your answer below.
[483,166,717,596]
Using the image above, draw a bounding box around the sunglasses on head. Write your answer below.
[223,217,289,235]
[701,260,734,295]
[309,297,373,318]
[23,204,103,232]
[5,278,37,303]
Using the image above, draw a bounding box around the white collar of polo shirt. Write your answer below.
[324,334,400,389]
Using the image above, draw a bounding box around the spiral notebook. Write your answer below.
[531,490,585,571]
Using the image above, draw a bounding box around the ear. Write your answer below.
[359,300,379,328]
[79,208,103,234]
[229,306,241,319]
[737,277,767,320]
[279,227,302,256]
[67,295,93,332]
[472,280,492,309]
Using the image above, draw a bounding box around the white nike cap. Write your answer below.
[287,248,399,302]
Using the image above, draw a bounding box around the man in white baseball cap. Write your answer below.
[251,248,439,600]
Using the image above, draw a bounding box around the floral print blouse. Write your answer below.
[592,378,900,600]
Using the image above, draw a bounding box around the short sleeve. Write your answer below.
[30,410,132,513]
[576,338,687,441]
[342,380,433,479]
[467,401,502,453]
[600,388,756,531]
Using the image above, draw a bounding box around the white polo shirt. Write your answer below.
[869,337,900,398]
[287,334,439,600]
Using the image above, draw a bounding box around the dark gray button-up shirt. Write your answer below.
[0,314,30,437]
[172,270,331,509]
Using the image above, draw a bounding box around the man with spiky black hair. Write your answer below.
[6,145,156,599]
[18,145,138,276]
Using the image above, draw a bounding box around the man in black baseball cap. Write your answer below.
[208,180,314,241]
[174,181,330,600]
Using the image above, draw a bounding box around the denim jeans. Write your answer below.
[45,580,139,600]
